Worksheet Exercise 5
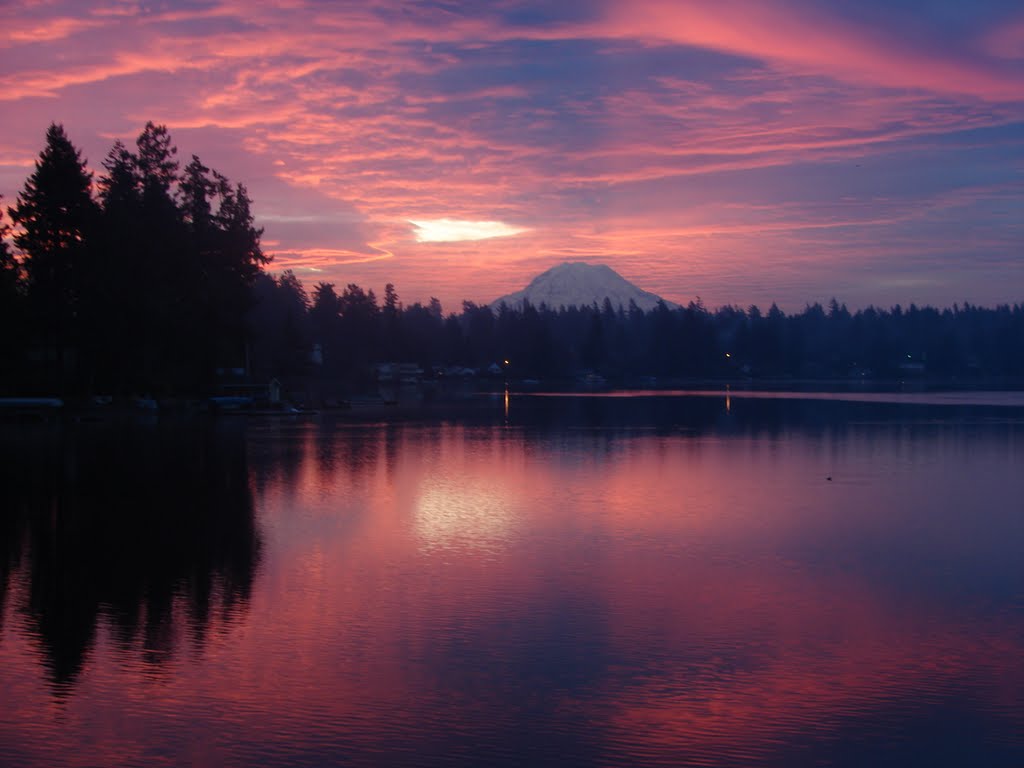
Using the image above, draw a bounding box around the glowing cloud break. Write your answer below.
[410,219,529,243]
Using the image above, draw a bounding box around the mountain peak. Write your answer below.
[491,262,672,311]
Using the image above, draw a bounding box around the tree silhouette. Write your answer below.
[310,281,343,375]
[8,124,99,393]
[180,157,268,389]
[93,140,146,392]
[3,122,277,396]
[247,270,311,380]
[136,122,178,201]
[4,121,1023,399]
[0,202,25,390]
[381,282,400,358]
[0,202,19,307]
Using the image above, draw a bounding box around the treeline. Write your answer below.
[249,274,1024,385]
[3,124,1022,398]
[1,122,266,395]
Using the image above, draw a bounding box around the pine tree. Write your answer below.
[382,283,400,358]
[136,122,178,202]
[8,124,98,392]
[310,282,343,374]
[0,201,19,301]
[132,122,188,391]
[180,155,216,234]
[0,202,25,390]
[92,140,145,393]
[212,181,268,380]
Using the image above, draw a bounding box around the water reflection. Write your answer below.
[0,424,260,692]
[225,403,1022,766]
[1,396,1022,767]
[415,471,521,553]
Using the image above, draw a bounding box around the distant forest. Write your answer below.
[3,123,1023,398]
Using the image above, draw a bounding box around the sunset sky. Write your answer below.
[1,0,1022,313]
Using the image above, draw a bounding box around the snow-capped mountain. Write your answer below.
[491,262,673,312]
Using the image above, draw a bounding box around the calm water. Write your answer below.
[1,393,1023,767]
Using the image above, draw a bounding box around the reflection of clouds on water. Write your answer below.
[414,475,519,552]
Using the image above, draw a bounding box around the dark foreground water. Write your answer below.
[1,393,1023,767]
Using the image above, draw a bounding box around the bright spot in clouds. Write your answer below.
[410,219,529,243]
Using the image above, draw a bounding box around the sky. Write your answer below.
[1,0,1022,313]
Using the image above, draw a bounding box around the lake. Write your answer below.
[1,392,1022,766]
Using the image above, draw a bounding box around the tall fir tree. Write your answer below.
[207,175,268,381]
[133,123,187,391]
[8,124,99,392]
[95,140,145,393]
[136,121,178,202]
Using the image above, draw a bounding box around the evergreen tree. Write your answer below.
[216,182,267,289]
[136,122,178,202]
[130,123,185,390]
[178,154,222,387]
[8,123,99,392]
[382,282,400,358]
[0,201,19,303]
[276,270,312,376]
[179,155,269,387]
[180,155,216,234]
[95,140,144,393]
[310,281,343,374]
[98,140,140,212]
[212,182,268,379]
[0,202,25,390]
[338,283,379,379]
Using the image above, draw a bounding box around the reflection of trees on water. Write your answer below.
[247,422,309,495]
[247,421,400,493]
[0,424,260,692]
[501,393,1006,441]
[240,397,1000,500]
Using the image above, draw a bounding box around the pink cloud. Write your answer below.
[585,0,1023,100]
[0,15,102,44]
[0,0,1020,312]
[983,13,1024,59]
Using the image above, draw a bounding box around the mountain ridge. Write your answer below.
[491,262,674,312]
